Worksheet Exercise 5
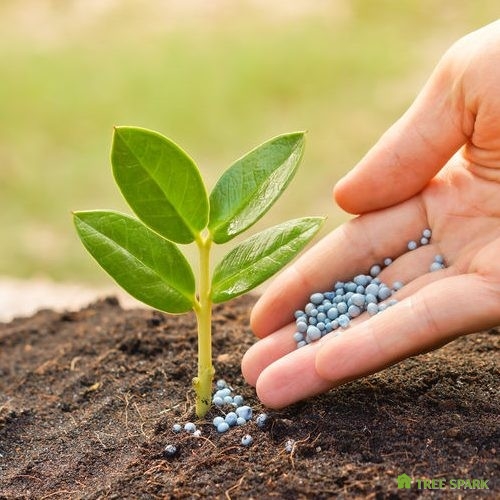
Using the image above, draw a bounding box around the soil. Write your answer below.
[0,294,498,499]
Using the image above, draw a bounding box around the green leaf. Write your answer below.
[73,210,195,313]
[211,217,325,303]
[208,132,305,244]
[112,126,209,244]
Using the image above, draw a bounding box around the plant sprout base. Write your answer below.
[192,232,214,417]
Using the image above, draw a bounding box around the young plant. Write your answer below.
[73,126,324,418]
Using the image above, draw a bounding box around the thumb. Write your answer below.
[334,30,475,214]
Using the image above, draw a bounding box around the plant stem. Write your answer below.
[193,232,214,418]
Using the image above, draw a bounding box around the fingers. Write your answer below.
[460,21,500,177]
[334,30,473,215]
[375,243,446,290]
[244,242,445,385]
[241,323,296,387]
[254,342,333,409]
[250,272,500,409]
[315,272,500,385]
[336,21,500,213]
[251,196,427,339]
[244,242,453,390]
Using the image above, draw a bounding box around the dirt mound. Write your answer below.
[0,295,498,498]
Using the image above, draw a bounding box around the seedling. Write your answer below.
[73,126,324,417]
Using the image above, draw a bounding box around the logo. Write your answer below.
[397,474,412,489]
[396,473,489,490]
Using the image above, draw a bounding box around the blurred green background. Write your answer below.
[0,1,498,284]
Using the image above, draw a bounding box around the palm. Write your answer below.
[423,160,500,282]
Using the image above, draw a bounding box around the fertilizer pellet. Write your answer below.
[293,273,396,348]
[256,413,269,428]
[225,412,238,427]
[233,395,244,407]
[216,379,227,389]
[241,434,253,447]
[163,444,178,457]
[212,396,224,407]
[217,421,230,433]
[184,422,196,434]
[174,379,269,447]
[213,416,225,428]
[292,229,439,348]
[430,254,447,272]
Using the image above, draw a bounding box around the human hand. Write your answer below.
[242,20,500,408]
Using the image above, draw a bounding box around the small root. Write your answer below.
[224,473,246,500]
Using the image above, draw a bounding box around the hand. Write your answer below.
[242,20,500,408]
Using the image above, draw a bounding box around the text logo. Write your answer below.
[396,473,489,491]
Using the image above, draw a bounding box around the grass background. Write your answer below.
[0,1,498,284]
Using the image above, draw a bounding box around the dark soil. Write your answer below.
[0,295,498,499]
